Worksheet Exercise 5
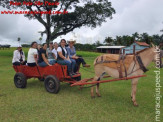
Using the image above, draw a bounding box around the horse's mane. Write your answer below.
[136,47,151,54]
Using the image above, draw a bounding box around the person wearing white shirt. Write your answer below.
[57,39,76,77]
[27,42,38,67]
[52,42,58,60]
[12,44,26,66]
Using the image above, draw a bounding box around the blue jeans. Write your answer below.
[38,60,56,67]
[70,59,76,72]
[57,59,76,72]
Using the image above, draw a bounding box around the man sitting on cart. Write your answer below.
[38,43,56,67]
[12,44,26,66]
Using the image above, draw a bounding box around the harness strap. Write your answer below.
[95,54,127,78]
[95,60,118,66]
[122,57,128,77]
[136,55,148,72]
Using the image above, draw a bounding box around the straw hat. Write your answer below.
[68,39,76,44]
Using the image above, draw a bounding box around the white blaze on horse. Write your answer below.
[91,44,157,106]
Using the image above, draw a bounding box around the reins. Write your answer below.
[80,67,95,74]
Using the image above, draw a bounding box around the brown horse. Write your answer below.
[91,44,157,106]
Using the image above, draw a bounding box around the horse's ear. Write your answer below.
[151,43,155,48]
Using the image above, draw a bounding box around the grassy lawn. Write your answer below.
[0,48,162,122]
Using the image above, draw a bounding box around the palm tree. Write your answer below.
[17,37,21,42]
[132,32,140,41]
[17,37,21,45]
[140,33,151,44]
[104,36,114,45]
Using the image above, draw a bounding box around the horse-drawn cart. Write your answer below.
[13,45,158,106]
[13,63,146,93]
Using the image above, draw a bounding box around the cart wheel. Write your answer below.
[74,76,81,81]
[44,75,60,94]
[38,77,44,82]
[14,72,27,88]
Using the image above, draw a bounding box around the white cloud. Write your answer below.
[0,0,163,46]
[98,0,163,38]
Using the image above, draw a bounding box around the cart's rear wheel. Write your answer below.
[14,72,27,88]
[44,75,60,94]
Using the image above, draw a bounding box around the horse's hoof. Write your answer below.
[96,94,101,97]
[91,96,95,99]
[133,102,139,107]
[134,104,139,107]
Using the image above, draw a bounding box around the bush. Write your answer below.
[75,43,97,52]
[22,44,30,47]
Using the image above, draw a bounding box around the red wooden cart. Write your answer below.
[13,64,81,93]
[13,64,146,93]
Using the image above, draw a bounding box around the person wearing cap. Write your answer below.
[52,42,58,60]
[66,39,90,72]
[46,41,56,63]
[12,44,26,66]
[57,39,76,77]
[27,42,38,66]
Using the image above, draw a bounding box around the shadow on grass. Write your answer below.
[26,79,44,88]
[24,78,135,107]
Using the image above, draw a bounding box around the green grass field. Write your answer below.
[0,48,162,122]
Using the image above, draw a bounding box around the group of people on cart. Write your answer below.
[12,39,90,77]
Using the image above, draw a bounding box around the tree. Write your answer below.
[95,40,102,46]
[115,36,123,45]
[0,0,115,44]
[17,37,21,44]
[152,34,163,46]
[140,33,151,44]
[104,36,114,45]
[39,37,43,44]
[132,32,140,41]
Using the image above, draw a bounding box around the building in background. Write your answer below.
[122,42,149,54]
[96,46,125,54]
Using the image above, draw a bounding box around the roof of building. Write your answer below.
[97,46,125,49]
[135,41,149,46]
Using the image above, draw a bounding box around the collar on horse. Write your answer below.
[135,55,148,73]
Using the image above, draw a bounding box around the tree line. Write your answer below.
[20,32,162,51]
[104,32,163,47]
